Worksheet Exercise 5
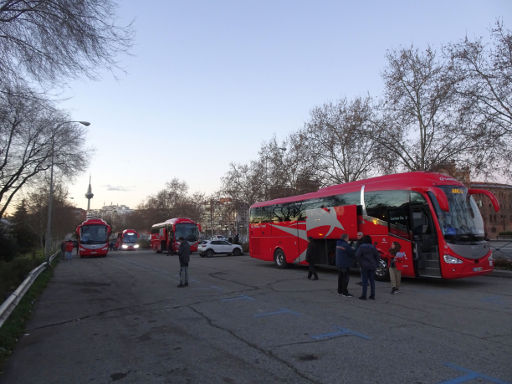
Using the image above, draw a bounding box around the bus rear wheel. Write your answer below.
[274,249,288,268]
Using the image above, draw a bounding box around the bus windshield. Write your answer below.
[175,223,199,242]
[432,186,485,242]
[123,233,137,243]
[80,225,109,244]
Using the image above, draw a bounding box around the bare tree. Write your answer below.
[221,161,263,206]
[299,96,379,185]
[0,84,88,217]
[0,0,133,87]
[447,21,512,135]
[375,46,500,174]
[446,20,512,178]
[138,178,204,223]
[24,182,81,246]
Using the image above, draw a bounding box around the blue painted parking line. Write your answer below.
[481,295,507,306]
[221,294,255,302]
[254,308,301,318]
[312,326,370,341]
[439,362,510,384]
[209,285,226,291]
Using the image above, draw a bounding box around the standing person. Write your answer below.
[355,235,380,300]
[177,237,191,287]
[354,232,364,250]
[388,242,405,294]
[353,232,364,286]
[306,237,319,280]
[336,233,355,297]
[64,240,74,261]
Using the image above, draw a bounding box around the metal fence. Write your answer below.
[0,251,60,329]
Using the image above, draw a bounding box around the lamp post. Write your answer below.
[45,120,90,263]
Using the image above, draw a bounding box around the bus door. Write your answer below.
[410,203,440,277]
[387,207,414,276]
[270,204,301,264]
[249,207,273,261]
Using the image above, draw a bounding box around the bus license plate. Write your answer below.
[473,267,482,272]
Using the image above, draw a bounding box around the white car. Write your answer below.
[198,240,243,257]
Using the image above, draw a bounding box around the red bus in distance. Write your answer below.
[249,171,500,280]
[76,217,112,257]
[150,217,201,254]
[117,229,139,250]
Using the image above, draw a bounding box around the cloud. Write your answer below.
[104,185,134,192]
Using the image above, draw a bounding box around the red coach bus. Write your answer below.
[150,217,201,254]
[117,229,139,250]
[249,172,500,280]
[76,217,112,257]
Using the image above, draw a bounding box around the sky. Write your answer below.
[58,0,510,211]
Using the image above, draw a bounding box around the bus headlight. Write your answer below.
[443,254,463,264]
[134,244,139,249]
[122,244,128,249]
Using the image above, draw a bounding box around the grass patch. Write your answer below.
[0,258,55,374]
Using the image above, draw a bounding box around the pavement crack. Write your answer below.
[188,306,321,384]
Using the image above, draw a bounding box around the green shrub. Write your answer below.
[498,231,512,236]
[0,253,45,302]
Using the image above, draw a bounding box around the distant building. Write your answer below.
[89,204,134,218]
[470,182,512,238]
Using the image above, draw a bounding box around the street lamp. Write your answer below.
[45,120,90,263]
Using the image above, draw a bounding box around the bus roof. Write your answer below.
[151,217,197,228]
[78,218,110,227]
[251,171,463,208]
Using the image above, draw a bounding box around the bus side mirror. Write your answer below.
[469,189,500,212]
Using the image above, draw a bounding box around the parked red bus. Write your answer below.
[76,217,112,257]
[117,229,139,250]
[249,172,500,280]
[150,218,201,253]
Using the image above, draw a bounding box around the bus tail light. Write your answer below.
[443,254,463,264]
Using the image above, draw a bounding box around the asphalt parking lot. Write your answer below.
[1,250,511,384]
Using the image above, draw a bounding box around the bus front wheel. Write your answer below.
[375,259,390,281]
[274,249,288,268]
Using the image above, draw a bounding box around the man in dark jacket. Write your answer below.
[355,235,380,300]
[306,237,319,280]
[177,237,191,287]
[336,233,355,297]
